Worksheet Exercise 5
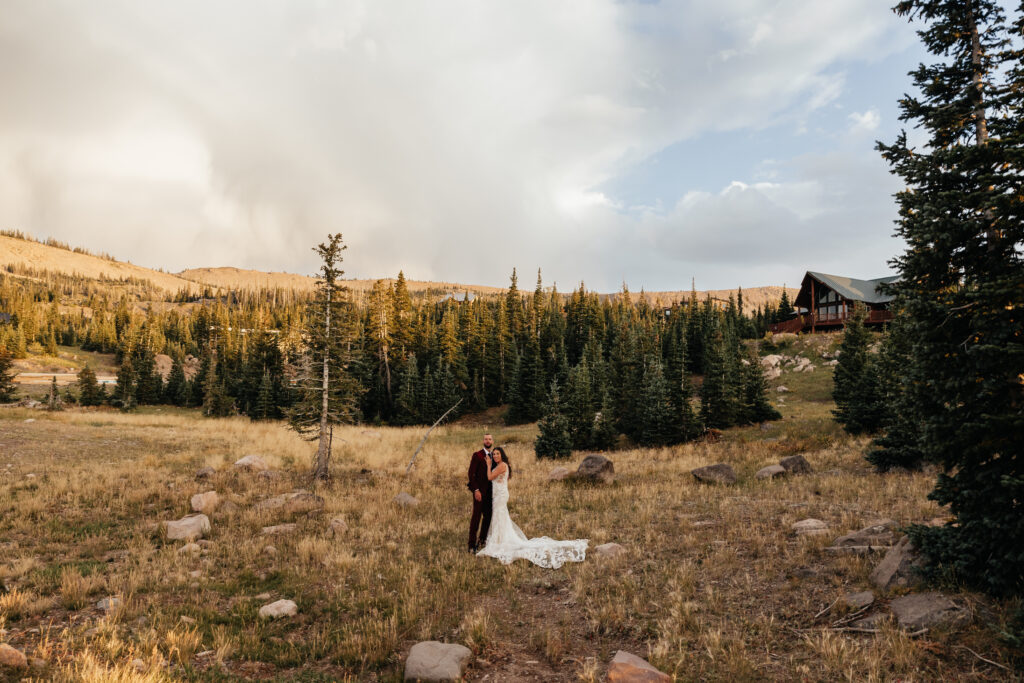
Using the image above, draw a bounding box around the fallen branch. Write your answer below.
[814,598,839,620]
[956,646,1009,672]
[405,398,463,474]
[830,626,928,638]
[830,605,872,627]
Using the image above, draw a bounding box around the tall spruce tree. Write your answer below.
[77,364,105,407]
[881,0,1024,596]
[739,347,781,425]
[868,310,926,470]
[832,304,885,434]
[113,355,136,410]
[534,382,572,459]
[0,349,17,403]
[288,234,364,481]
[637,357,675,447]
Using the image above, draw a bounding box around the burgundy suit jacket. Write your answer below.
[467,449,493,495]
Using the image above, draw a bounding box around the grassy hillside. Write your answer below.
[0,337,1018,681]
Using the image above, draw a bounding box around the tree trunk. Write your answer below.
[967,2,988,145]
[314,288,332,481]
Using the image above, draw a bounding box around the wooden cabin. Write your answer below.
[770,271,897,333]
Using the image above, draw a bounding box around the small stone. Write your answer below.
[195,466,215,480]
[841,591,875,610]
[548,466,571,481]
[163,513,211,541]
[263,545,278,556]
[571,454,615,484]
[0,643,27,669]
[96,596,122,611]
[606,650,670,682]
[179,615,197,625]
[776,385,789,393]
[792,518,829,536]
[594,542,625,559]
[329,518,347,537]
[261,524,297,536]
[871,536,924,591]
[218,500,240,516]
[131,659,146,673]
[258,599,297,620]
[254,491,324,516]
[233,455,269,472]
[889,592,965,630]
[755,464,787,480]
[178,542,201,555]
[404,641,473,682]
[23,418,35,424]
[188,570,202,578]
[779,454,813,474]
[691,463,737,485]
[190,490,220,514]
[393,492,420,507]
[254,592,272,600]
[831,520,897,551]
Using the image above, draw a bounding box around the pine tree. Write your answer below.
[637,357,675,447]
[507,332,543,423]
[868,311,925,470]
[46,376,62,411]
[534,382,572,459]
[77,364,105,407]
[739,346,781,425]
[254,370,275,420]
[881,0,1024,596]
[832,304,885,434]
[164,356,187,407]
[394,354,421,425]
[564,361,596,449]
[113,355,136,410]
[288,234,364,481]
[777,288,794,319]
[700,327,738,429]
[591,389,618,451]
[0,349,17,403]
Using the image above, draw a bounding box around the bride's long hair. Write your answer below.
[495,446,511,480]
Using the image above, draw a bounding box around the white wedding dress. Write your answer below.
[477,468,587,568]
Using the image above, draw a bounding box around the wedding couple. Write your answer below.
[466,433,587,568]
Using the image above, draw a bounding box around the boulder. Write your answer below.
[779,455,812,474]
[393,492,420,507]
[691,463,737,485]
[404,641,473,682]
[870,536,924,591]
[755,464,787,480]
[261,524,297,536]
[258,599,297,620]
[163,514,211,541]
[254,491,325,516]
[606,650,670,682]
[889,592,966,630]
[0,644,28,669]
[233,455,269,472]
[194,466,215,480]
[571,454,615,484]
[96,596,122,612]
[792,519,829,536]
[831,520,897,551]
[594,542,626,559]
[217,500,240,516]
[776,385,790,393]
[190,490,220,515]
[841,591,875,610]
[761,355,784,368]
[329,517,347,537]
[764,367,782,380]
[548,466,571,482]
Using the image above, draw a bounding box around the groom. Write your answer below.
[467,433,495,554]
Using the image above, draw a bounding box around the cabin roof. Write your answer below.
[796,271,898,307]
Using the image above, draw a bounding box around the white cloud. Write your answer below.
[0,0,911,289]
[849,108,882,134]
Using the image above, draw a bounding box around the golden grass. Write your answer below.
[0,347,1020,680]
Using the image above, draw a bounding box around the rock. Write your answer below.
[755,464,787,480]
[0,644,27,669]
[263,545,278,556]
[190,490,220,514]
[889,592,965,630]
[96,596,122,611]
[393,492,420,507]
[177,542,201,555]
[594,542,625,559]
[779,454,812,474]
[404,641,473,682]
[131,658,146,673]
[254,491,325,516]
[841,591,875,610]
[23,418,35,424]
[256,470,282,482]
[831,519,897,551]
[179,615,197,625]
[606,650,670,682]
[548,466,571,481]
[691,463,737,485]
[217,500,240,516]
[870,536,924,591]
[824,359,838,367]
[163,513,211,541]
[776,385,789,393]
[761,354,784,368]
[792,519,829,536]
[329,517,347,537]
[194,466,215,480]
[233,455,269,472]
[254,592,272,601]
[258,599,298,620]
[572,454,615,484]
[261,524,297,536]
[764,367,782,380]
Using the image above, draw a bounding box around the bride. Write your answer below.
[476,447,588,568]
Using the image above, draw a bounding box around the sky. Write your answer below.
[0,0,933,291]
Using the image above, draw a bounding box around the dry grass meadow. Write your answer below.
[2,340,1021,681]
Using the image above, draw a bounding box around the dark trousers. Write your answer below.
[468,496,492,549]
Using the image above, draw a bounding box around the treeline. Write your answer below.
[0,269,789,442]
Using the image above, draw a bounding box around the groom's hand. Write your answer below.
[474,490,482,502]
